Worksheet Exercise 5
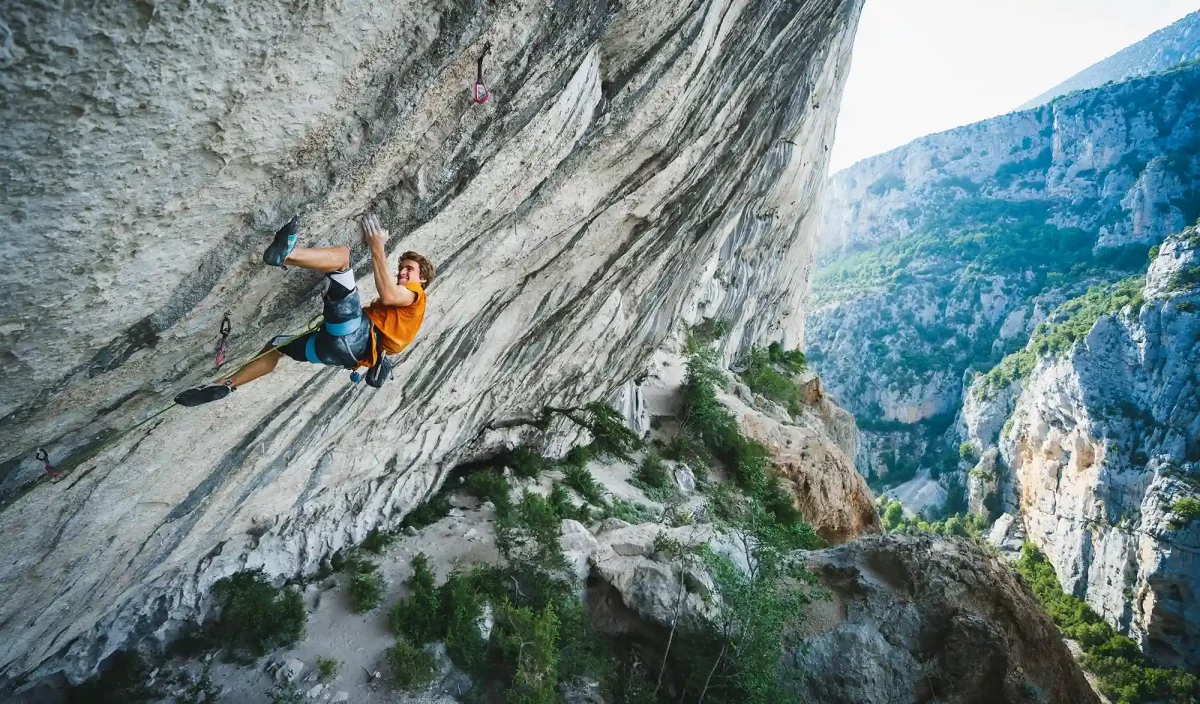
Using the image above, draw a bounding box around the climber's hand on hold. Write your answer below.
[362,213,389,253]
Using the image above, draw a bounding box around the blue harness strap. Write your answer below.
[324,317,362,337]
[305,335,320,364]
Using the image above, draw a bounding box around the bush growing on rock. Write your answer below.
[401,491,452,530]
[388,635,436,690]
[361,527,398,554]
[208,570,305,659]
[1170,497,1200,527]
[315,656,340,683]
[390,553,441,643]
[562,465,604,505]
[468,470,513,515]
[346,555,385,613]
[633,451,675,502]
[1015,543,1199,703]
[510,447,547,480]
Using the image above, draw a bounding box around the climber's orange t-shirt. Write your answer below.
[362,282,426,364]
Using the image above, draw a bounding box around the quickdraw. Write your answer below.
[35,447,58,478]
[28,316,324,486]
[472,42,492,104]
[215,313,232,369]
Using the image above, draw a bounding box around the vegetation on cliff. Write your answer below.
[1014,544,1199,704]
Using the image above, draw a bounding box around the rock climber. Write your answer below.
[174,214,433,407]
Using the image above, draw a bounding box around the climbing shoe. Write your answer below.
[263,215,301,267]
[174,383,233,407]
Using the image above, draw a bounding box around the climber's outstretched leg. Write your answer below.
[175,216,360,407]
[173,348,282,407]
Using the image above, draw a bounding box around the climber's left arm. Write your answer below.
[362,214,417,307]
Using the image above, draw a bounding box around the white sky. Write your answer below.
[829,0,1200,173]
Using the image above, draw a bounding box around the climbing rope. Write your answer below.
[26,315,325,485]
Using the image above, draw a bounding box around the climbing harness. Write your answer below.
[472,42,492,104]
[27,316,325,485]
[215,313,232,369]
[35,448,58,478]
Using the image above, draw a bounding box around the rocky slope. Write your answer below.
[0,0,864,692]
[964,229,1200,670]
[591,525,1100,704]
[807,62,1200,487]
[1018,9,1200,110]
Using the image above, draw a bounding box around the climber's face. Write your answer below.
[398,259,427,286]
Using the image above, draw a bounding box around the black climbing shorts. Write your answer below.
[279,270,372,369]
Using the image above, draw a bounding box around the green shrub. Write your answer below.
[428,568,489,676]
[496,601,560,704]
[388,635,437,690]
[468,470,512,515]
[766,341,807,374]
[510,447,547,480]
[685,319,729,355]
[1171,497,1200,528]
[1015,544,1199,703]
[496,492,569,597]
[633,451,676,503]
[402,491,452,530]
[547,483,591,523]
[578,401,642,459]
[601,496,657,524]
[959,442,978,461]
[390,553,442,643]
[315,657,340,683]
[347,558,385,613]
[672,492,819,703]
[661,434,712,484]
[361,527,397,555]
[1177,300,1198,312]
[209,570,306,659]
[741,347,800,414]
[1168,266,1200,292]
[562,465,604,505]
[1148,245,1161,259]
[559,444,594,471]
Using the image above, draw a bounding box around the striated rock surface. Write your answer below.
[966,230,1200,669]
[725,387,880,543]
[795,534,1101,704]
[808,61,1200,491]
[0,0,864,690]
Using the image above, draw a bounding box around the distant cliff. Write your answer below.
[1018,10,1200,110]
[807,63,1200,492]
[963,229,1200,670]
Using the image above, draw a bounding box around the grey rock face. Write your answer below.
[795,534,1100,704]
[972,230,1200,669]
[0,0,863,690]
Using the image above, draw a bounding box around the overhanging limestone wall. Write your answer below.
[0,0,860,689]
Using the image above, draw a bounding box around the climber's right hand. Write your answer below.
[362,213,389,252]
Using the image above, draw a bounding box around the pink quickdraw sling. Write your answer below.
[473,42,492,104]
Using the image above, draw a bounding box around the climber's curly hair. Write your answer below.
[399,251,435,284]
